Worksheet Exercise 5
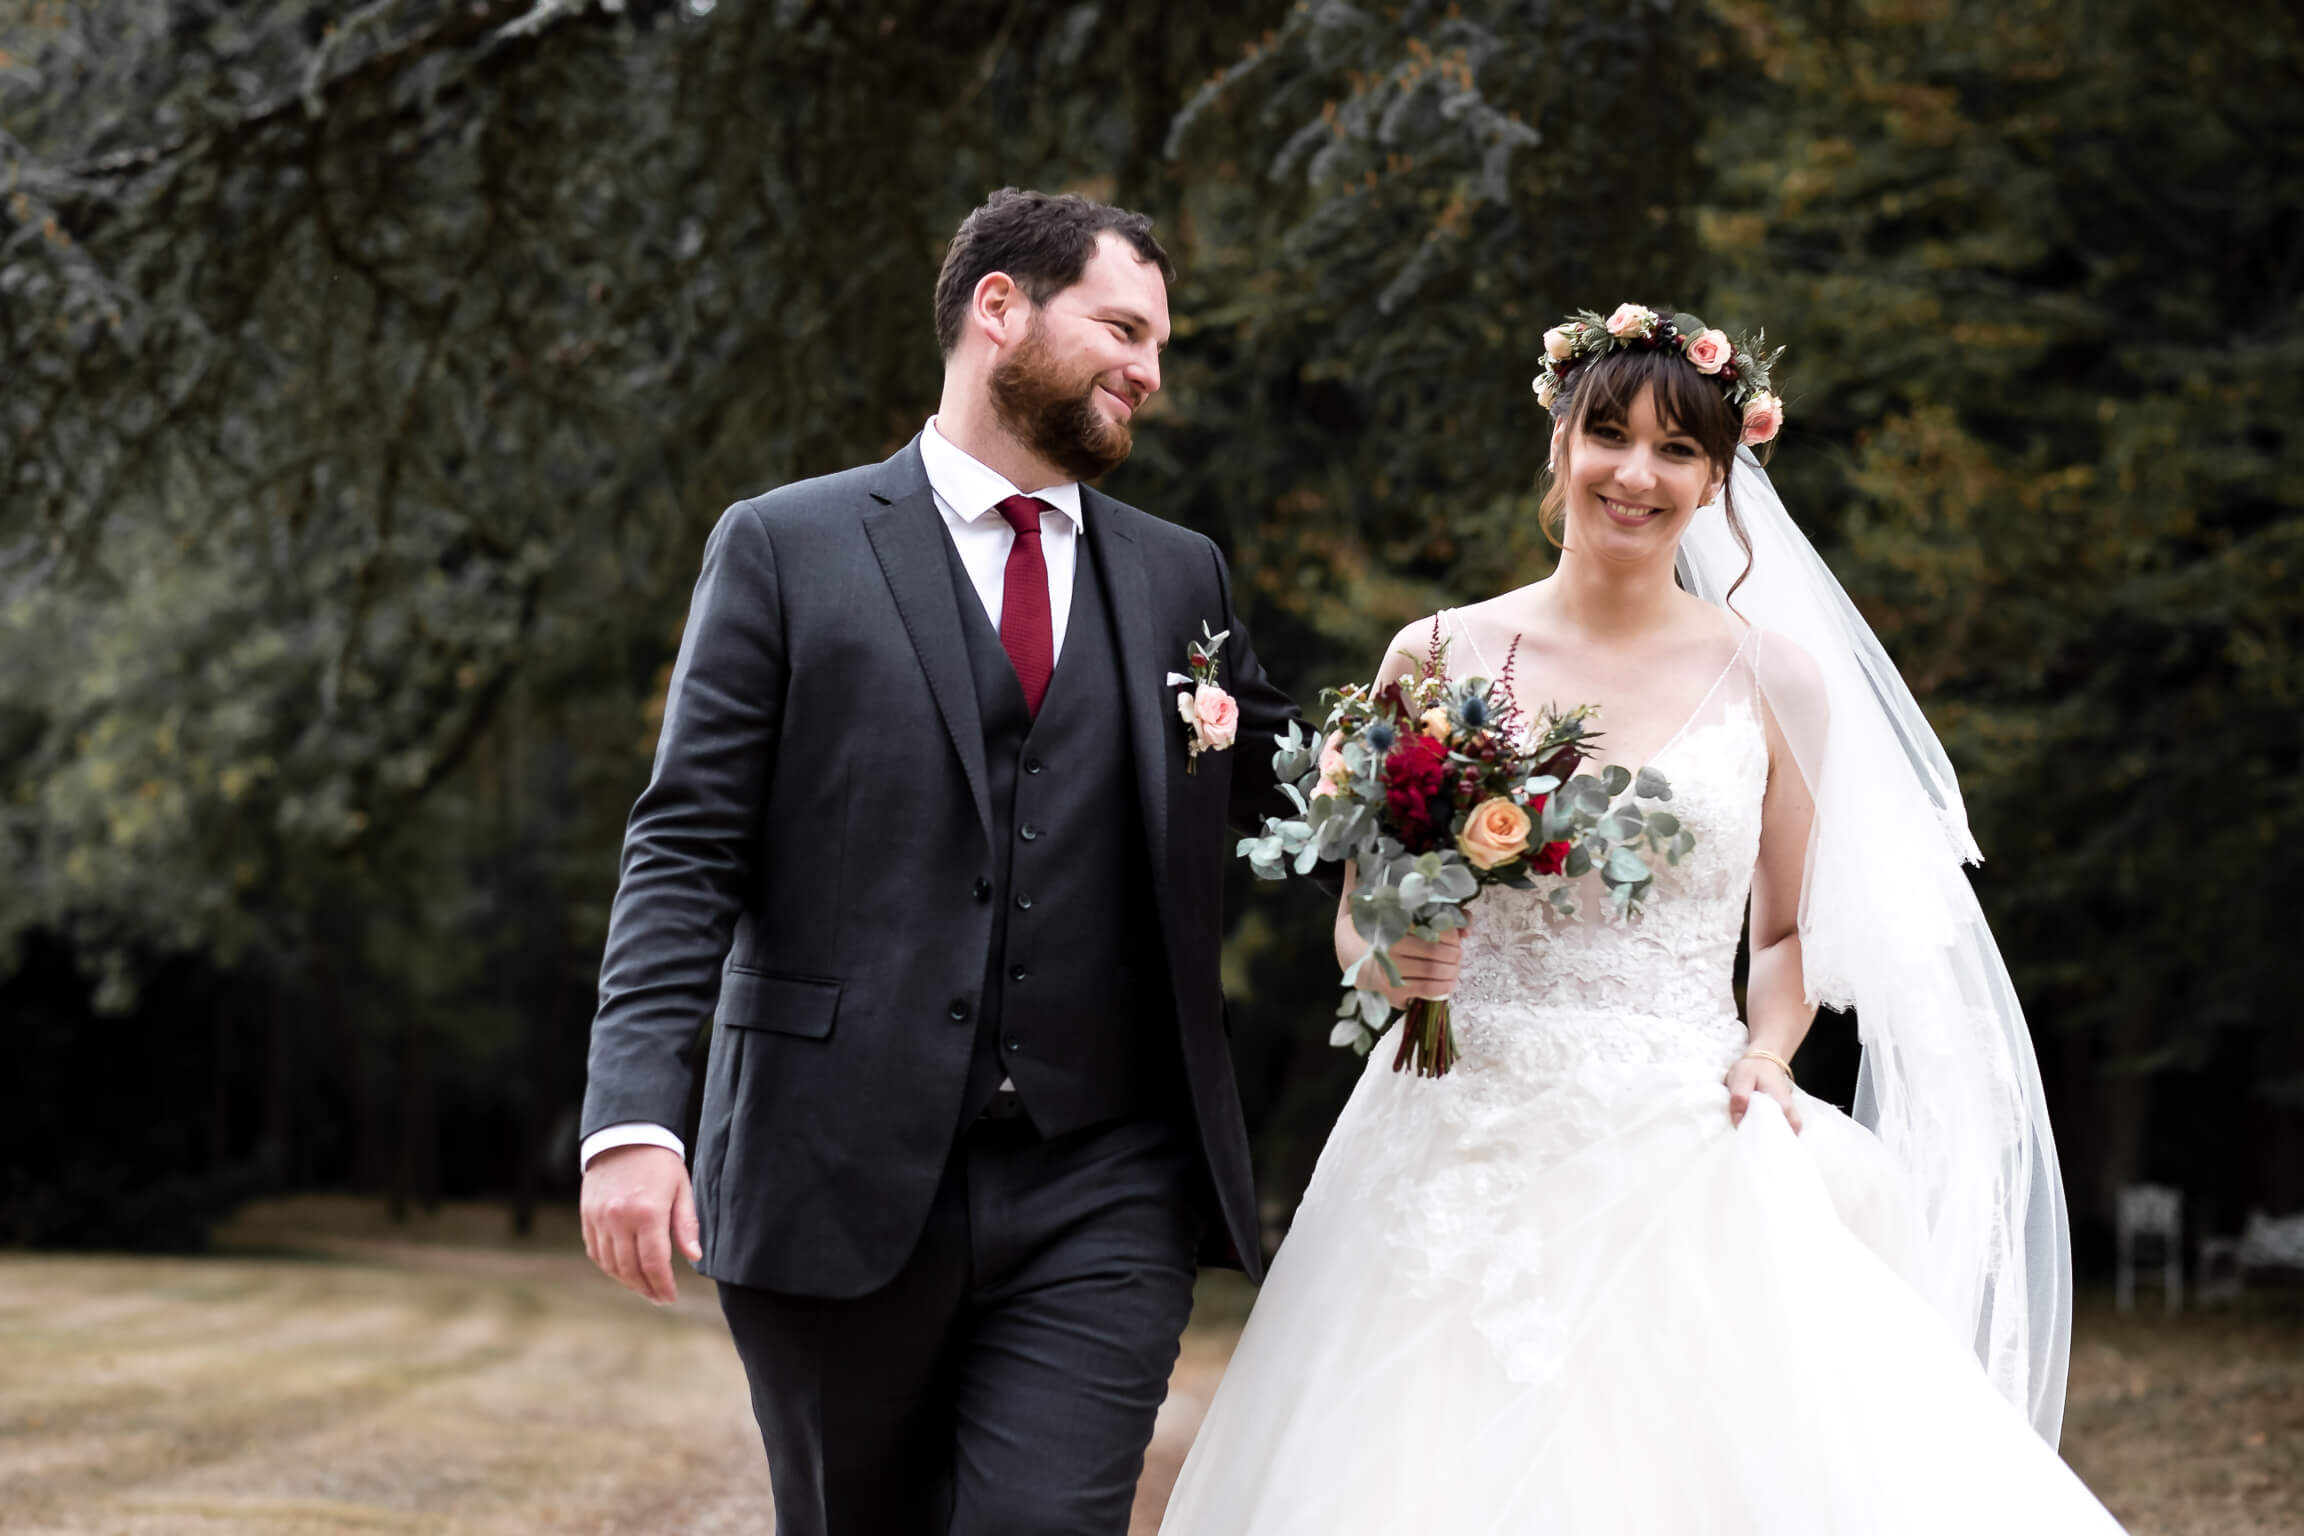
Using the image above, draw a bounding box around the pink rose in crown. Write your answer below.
[1542,325,1577,360]
[1605,303,1656,338]
[1684,328,1733,374]
[1192,683,1239,751]
[1740,391,1784,446]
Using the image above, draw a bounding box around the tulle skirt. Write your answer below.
[1158,1045,2123,1535]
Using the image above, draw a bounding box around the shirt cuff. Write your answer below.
[580,1122,687,1172]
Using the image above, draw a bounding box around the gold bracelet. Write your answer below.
[1741,1048,1796,1086]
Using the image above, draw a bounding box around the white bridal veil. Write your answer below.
[1678,450,2074,1445]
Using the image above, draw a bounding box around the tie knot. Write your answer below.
[996,494,1051,538]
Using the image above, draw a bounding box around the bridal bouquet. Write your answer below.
[1237,630,1696,1077]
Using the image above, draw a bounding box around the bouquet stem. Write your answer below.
[1391,997,1459,1078]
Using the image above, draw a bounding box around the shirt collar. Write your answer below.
[921,417,1086,531]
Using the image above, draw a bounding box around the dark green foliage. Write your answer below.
[3,0,2299,1249]
[1,0,1284,1244]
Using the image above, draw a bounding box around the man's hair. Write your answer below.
[933,189,1174,358]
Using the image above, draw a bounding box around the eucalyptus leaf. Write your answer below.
[1525,774,1560,795]
[1601,764,1632,797]
[1635,765,1674,801]
[1570,777,1612,817]
[1603,846,1651,884]
[1645,810,1681,837]
[1433,860,1479,901]
[1397,871,1430,909]
[1564,844,1593,878]
[1330,1020,1369,1049]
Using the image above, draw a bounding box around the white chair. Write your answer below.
[2115,1183,2183,1314]
[2201,1209,2304,1304]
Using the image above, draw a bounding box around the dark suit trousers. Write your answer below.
[717,1114,1203,1536]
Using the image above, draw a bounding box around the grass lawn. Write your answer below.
[0,1197,2294,1533]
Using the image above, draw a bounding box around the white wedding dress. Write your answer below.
[1160,629,2123,1535]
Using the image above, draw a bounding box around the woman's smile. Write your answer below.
[1598,493,1666,526]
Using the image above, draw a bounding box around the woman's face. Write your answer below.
[1554,384,1725,566]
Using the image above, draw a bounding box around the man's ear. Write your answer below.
[973,271,1027,349]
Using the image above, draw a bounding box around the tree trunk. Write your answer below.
[210,1007,234,1172]
[388,1015,424,1225]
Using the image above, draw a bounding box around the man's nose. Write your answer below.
[1124,344,1161,400]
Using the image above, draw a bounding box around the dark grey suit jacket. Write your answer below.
[581,437,1306,1298]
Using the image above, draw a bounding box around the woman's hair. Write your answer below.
[1538,345,1756,604]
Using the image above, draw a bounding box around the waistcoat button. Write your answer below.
[1024,758,1044,775]
[972,878,991,902]
[1019,824,1041,842]
[1015,893,1034,911]
[947,998,971,1022]
[1010,964,1029,982]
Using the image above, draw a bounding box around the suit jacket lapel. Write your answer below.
[1081,489,1177,922]
[862,440,994,844]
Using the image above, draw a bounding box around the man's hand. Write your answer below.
[580,1144,703,1304]
[1378,927,1466,1009]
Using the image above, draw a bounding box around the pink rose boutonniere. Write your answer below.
[1167,622,1236,775]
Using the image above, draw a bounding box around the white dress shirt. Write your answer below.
[580,419,1083,1171]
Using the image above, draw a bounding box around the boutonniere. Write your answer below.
[1166,622,1239,775]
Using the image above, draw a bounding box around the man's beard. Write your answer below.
[987,322,1133,482]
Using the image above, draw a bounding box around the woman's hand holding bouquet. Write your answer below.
[1238,629,1697,1077]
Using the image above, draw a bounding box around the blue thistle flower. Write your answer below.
[1457,692,1490,730]
[1365,721,1397,755]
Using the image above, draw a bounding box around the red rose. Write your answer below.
[1524,790,1572,875]
[1384,733,1452,852]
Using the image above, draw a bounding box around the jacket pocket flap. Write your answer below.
[720,969,840,1039]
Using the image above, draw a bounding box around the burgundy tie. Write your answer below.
[995,494,1055,716]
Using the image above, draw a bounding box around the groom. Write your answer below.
[577,189,1322,1534]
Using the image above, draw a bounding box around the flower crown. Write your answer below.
[1532,303,1785,447]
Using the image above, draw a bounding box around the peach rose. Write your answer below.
[1739,391,1784,446]
[1313,732,1350,797]
[1457,796,1532,870]
[1421,706,1453,740]
[1542,324,1576,361]
[1605,302,1655,339]
[1192,683,1239,750]
[1684,328,1732,374]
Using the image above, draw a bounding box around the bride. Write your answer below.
[1159,308,2125,1533]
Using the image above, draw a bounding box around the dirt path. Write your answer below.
[1,1226,2294,1534]
[0,1246,772,1534]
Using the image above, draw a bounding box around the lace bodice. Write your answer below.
[1296,616,1777,1381]
[1452,635,1769,1072]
